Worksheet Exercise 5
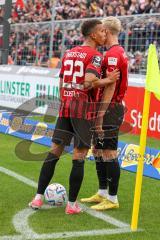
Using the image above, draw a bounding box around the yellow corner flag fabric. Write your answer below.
[146,44,160,100]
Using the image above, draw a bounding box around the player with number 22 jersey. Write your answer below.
[59,46,102,119]
[29,20,119,214]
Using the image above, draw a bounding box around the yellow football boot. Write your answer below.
[91,199,119,210]
[80,193,105,203]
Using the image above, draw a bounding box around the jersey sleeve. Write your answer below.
[86,54,103,78]
[104,52,121,72]
[118,53,128,99]
[59,53,66,78]
[101,58,107,78]
[59,62,64,78]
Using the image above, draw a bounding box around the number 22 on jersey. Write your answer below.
[63,60,84,89]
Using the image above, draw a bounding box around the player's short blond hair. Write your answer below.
[102,17,122,35]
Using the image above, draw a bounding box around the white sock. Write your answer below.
[98,189,108,198]
[35,194,43,200]
[69,201,75,206]
[107,194,118,203]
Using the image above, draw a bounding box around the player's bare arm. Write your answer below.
[95,81,116,135]
[84,68,119,89]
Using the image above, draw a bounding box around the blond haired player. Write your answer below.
[81,17,128,210]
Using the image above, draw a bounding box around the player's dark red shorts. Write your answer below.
[52,117,93,148]
[93,103,124,150]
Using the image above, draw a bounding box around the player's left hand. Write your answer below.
[95,117,104,138]
[107,69,120,83]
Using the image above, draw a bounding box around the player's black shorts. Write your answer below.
[93,103,124,150]
[52,117,93,148]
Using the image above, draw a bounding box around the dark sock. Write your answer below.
[106,158,120,196]
[69,160,85,202]
[95,156,108,190]
[37,152,59,194]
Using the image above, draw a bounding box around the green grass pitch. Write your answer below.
[0,132,160,240]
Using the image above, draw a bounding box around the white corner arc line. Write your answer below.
[12,209,38,238]
[12,208,134,240]
[0,166,138,240]
[0,166,129,228]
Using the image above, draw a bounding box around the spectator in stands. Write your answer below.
[48,51,61,68]
[8,55,14,65]
[129,51,144,73]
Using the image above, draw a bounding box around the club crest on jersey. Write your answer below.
[108,57,118,66]
[92,56,102,67]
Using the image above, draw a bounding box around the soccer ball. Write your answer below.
[44,183,68,206]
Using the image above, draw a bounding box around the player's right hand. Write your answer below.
[107,69,120,83]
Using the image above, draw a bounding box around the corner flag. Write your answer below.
[146,44,160,99]
[131,44,160,231]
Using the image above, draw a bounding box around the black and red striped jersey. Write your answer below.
[59,45,103,119]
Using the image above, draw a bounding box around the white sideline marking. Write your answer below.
[79,203,129,228]
[0,167,37,188]
[0,237,23,240]
[0,228,133,240]
[35,228,133,239]
[0,166,137,240]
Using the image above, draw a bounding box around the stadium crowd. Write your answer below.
[11,0,160,23]
[8,0,160,73]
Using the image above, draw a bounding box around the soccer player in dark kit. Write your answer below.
[81,16,128,210]
[29,19,119,214]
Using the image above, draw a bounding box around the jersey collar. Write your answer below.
[107,44,120,51]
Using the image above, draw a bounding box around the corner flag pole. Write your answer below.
[131,89,151,231]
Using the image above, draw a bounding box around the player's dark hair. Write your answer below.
[81,19,102,37]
